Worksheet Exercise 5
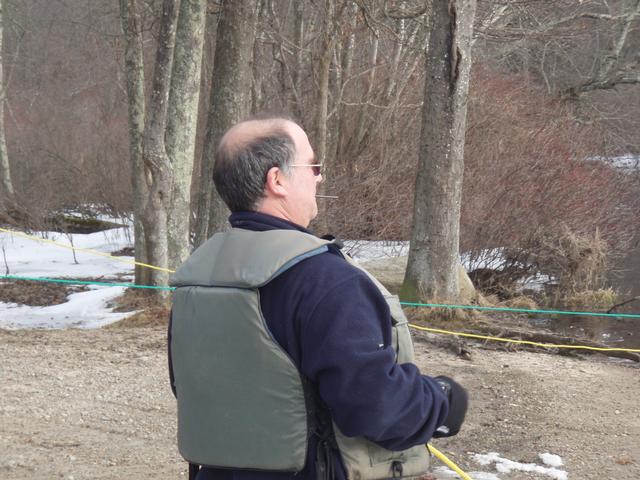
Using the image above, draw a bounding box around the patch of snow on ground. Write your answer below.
[343,240,409,261]
[0,227,133,279]
[433,466,500,479]
[0,286,130,329]
[539,453,564,468]
[474,452,568,480]
[344,241,506,270]
[0,227,135,329]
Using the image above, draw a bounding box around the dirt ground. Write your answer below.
[1,325,638,480]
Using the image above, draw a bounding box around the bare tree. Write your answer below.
[314,0,340,170]
[402,0,478,303]
[474,0,640,96]
[0,0,15,209]
[119,0,149,284]
[193,0,259,245]
[165,0,207,268]
[140,0,179,287]
[562,0,640,96]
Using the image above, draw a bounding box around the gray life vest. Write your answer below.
[170,228,431,479]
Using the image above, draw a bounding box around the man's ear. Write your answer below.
[264,166,288,198]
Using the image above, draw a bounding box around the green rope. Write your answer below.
[2,274,639,318]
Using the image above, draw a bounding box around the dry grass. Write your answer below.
[0,280,87,306]
[561,288,617,309]
[534,225,609,296]
[106,288,171,328]
[405,305,483,331]
[498,295,539,311]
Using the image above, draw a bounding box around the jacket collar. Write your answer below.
[229,211,314,235]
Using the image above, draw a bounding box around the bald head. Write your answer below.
[218,118,292,164]
[213,116,298,212]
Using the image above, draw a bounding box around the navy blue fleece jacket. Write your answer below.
[170,212,450,480]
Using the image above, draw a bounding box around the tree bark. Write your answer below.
[165,0,207,269]
[402,0,478,303]
[0,0,15,209]
[251,0,266,113]
[119,0,150,285]
[314,0,336,171]
[313,0,340,234]
[333,1,357,171]
[142,0,180,287]
[291,0,305,120]
[352,33,378,155]
[193,0,258,245]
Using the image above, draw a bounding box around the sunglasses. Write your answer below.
[290,163,323,176]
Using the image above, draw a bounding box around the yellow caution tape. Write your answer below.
[410,324,640,353]
[428,444,474,480]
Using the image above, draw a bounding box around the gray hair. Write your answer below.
[213,129,296,212]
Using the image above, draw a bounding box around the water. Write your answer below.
[528,314,639,350]
[526,235,640,350]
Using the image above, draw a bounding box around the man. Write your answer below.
[169,117,468,480]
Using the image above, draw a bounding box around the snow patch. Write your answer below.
[473,452,568,480]
[539,452,564,467]
[0,227,134,279]
[1,226,135,329]
[0,286,130,329]
[343,240,409,261]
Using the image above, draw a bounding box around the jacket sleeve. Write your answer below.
[298,272,450,451]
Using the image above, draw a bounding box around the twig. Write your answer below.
[607,296,640,314]
[2,244,9,275]
[66,232,79,265]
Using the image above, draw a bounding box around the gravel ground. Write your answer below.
[1,326,638,480]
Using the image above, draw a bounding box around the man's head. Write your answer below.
[213,117,322,228]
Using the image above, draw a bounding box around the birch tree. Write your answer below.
[402,0,478,302]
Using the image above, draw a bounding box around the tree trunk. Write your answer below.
[165,0,206,269]
[314,0,339,234]
[314,0,336,170]
[291,0,305,120]
[402,0,478,303]
[119,0,150,285]
[141,0,180,287]
[193,0,258,245]
[0,0,15,209]
[250,0,266,113]
[334,1,357,171]
[352,33,378,156]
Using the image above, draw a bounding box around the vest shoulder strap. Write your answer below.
[171,228,331,288]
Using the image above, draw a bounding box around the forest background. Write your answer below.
[0,0,639,308]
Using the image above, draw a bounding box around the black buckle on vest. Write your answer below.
[391,460,403,478]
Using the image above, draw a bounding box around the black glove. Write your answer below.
[433,376,468,438]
